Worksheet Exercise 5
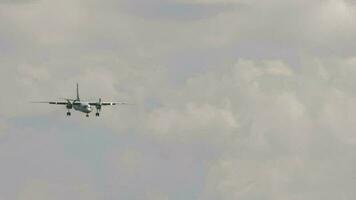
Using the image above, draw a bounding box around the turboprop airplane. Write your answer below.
[32,83,130,117]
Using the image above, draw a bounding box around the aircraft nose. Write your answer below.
[87,106,92,112]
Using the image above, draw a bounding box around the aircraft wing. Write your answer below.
[32,101,68,105]
[89,101,131,106]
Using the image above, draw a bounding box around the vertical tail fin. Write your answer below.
[76,83,80,100]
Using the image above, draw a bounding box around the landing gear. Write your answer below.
[96,99,102,117]
[95,107,101,117]
[86,114,89,117]
[66,111,71,116]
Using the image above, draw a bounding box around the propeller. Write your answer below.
[96,98,102,110]
[64,99,73,109]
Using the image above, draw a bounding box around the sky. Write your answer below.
[1,0,356,199]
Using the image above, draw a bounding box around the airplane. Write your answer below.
[32,83,130,117]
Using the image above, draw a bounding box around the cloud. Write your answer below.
[119,0,237,21]
[1,0,356,199]
[0,0,88,46]
[147,103,238,140]
[0,0,38,4]
[5,55,355,199]
[123,57,356,199]
[17,179,98,200]
[187,58,356,199]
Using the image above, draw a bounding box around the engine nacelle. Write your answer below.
[66,103,73,109]
[66,99,74,109]
[96,98,102,110]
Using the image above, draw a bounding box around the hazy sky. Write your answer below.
[1,0,356,199]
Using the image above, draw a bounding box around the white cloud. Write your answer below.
[264,60,294,76]
[114,149,143,175]
[121,57,356,199]
[1,0,356,199]
[17,179,98,200]
[0,0,88,45]
[147,103,238,140]
[190,58,356,199]
[17,179,51,200]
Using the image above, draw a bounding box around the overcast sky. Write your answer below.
[1,0,356,199]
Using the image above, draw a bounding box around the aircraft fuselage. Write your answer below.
[73,102,92,114]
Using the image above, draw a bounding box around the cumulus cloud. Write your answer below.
[129,57,356,199]
[1,0,356,199]
[147,103,238,140]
